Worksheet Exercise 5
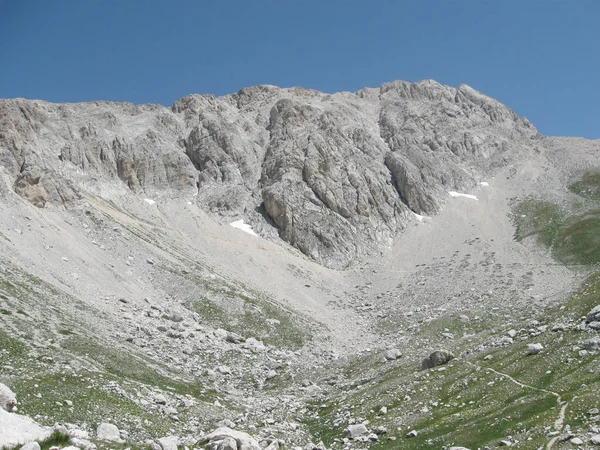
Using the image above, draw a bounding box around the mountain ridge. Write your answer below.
[0,79,537,269]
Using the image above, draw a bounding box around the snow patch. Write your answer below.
[448,191,479,201]
[230,219,258,237]
[144,198,156,205]
[413,212,431,222]
[480,182,489,187]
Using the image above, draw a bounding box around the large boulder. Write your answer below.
[0,382,17,412]
[96,423,124,443]
[199,427,261,450]
[587,305,600,323]
[0,408,51,448]
[421,350,455,370]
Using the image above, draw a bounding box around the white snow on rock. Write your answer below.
[448,191,479,201]
[413,212,431,222]
[230,219,258,236]
[144,198,156,205]
[0,408,52,447]
[480,181,489,187]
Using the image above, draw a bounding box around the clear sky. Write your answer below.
[1,0,599,138]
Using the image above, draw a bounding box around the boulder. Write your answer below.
[384,348,402,361]
[421,350,455,370]
[199,427,261,450]
[157,436,179,450]
[0,408,51,448]
[344,424,368,439]
[0,382,17,412]
[527,343,543,355]
[96,423,124,443]
[587,305,600,323]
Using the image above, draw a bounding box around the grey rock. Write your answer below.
[96,423,124,443]
[406,430,418,438]
[584,337,600,352]
[421,350,455,370]
[218,437,238,450]
[0,80,536,268]
[157,436,179,450]
[344,424,369,439]
[226,331,245,344]
[384,348,402,360]
[588,305,600,323]
[590,435,600,445]
[0,382,17,412]
[19,443,41,450]
[527,343,543,355]
[200,427,261,450]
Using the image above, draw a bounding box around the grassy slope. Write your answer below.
[299,171,600,449]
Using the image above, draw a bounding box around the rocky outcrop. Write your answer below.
[0,80,537,268]
[0,408,51,448]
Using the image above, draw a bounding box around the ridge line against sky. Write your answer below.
[1,0,599,139]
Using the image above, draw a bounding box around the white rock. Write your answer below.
[20,443,41,450]
[157,436,179,450]
[527,343,543,355]
[201,427,261,450]
[96,423,124,443]
[0,409,51,448]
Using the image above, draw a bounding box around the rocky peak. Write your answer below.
[0,80,537,268]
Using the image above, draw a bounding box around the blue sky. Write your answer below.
[1,0,599,138]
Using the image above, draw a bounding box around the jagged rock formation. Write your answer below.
[0,80,537,268]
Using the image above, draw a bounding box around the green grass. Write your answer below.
[185,280,309,350]
[569,170,600,201]
[0,328,27,356]
[512,199,565,246]
[553,209,600,265]
[512,198,600,266]
[62,336,217,402]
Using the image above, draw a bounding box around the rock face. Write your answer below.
[0,80,536,268]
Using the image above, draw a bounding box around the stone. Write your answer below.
[200,427,261,450]
[226,332,245,344]
[0,382,17,412]
[384,348,402,361]
[96,423,124,443]
[587,305,600,323]
[218,436,238,450]
[499,440,512,446]
[584,338,600,352]
[344,424,368,439]
[0,409,51,448]
[571,437,583,445]
[20,443,41,450]
[527,343,543,355]
[157,436,179,450]
[378,406,388,415]
[421,350,455,370]
[406,430,418,438]
[589,321,600,330]
[590,435,600,445]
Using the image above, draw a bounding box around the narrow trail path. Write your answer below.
[466,362,567,450]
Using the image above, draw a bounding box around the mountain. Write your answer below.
[1,80,600,450]
[0,80,536,268]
